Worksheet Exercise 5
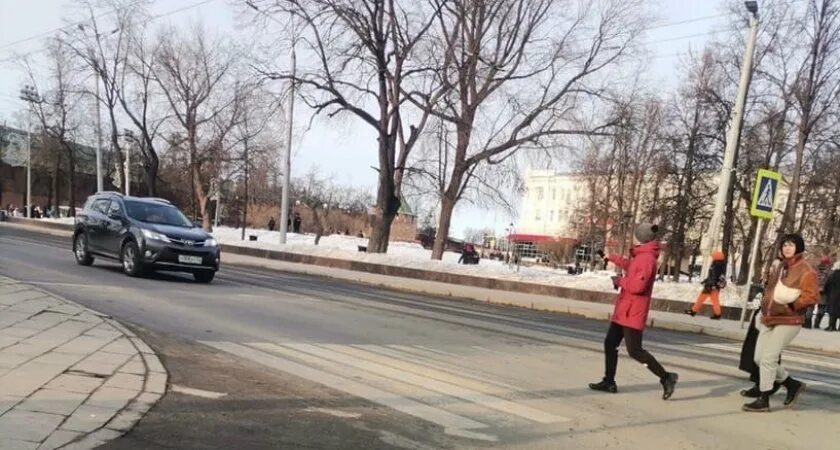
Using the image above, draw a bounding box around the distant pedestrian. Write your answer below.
[293,212,302,233]
[742,233,817,412]
[685,250,726,320]
[589,223,678,400]
[824,262,840,332]
[805,256,832,329]
[268,217,276,231]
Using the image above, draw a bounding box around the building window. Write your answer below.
[549,210,554,222]
[537,187,544,200]
[535,210,542,221]
[552,188,556,200]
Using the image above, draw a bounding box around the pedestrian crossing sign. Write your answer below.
[750,169,781,219]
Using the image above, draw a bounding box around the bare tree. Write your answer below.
[249,0,441,253]
[153,26,240,230]
[778,0,840,238]
[21,39,85,216]
[406,0,646,259]
[62,0,148,189]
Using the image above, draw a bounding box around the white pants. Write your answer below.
[754,315,800,392]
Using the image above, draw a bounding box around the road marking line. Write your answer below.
[201,341,492,438]
[356,345,525,392]
[304,407,362,419]
[276,343,567,424]
[695,343,840,370]
[408,345,464,359]
[470,345,507,355]
[323,344,515,396]
[171,384,228,399]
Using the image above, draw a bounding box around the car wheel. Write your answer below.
[121,241,144,277]
[74,233,94,266]
[193,271,215,283]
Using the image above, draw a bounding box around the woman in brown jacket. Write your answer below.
[743,233,819,412]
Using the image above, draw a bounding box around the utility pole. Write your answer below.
[279,37,296,244]
[703,1,759,278]
[19,85,40,219]
[95,74,104,193]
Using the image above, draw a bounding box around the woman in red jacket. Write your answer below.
[589,223,679,400]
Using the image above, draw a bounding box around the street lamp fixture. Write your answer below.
[744,1,758,15]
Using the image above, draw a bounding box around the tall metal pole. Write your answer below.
[703,9,758,278]
[26,106,32,218]
[125,140,130,196]
[95,75,104,193]
[279,45,296,244]
[739,219,764,327]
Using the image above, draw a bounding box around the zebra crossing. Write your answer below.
[201,341,572,442]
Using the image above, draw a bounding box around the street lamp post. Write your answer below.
[703,1,759,278]
[245,0,295,244]
[123,129,134,196]
[19,85,40,219]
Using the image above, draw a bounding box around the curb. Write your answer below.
[0,275,167,450]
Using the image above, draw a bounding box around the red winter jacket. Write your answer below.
[607,241,660,331]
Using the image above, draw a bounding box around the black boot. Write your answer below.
[740,381,781,398]
[826,316,837,331]
[740,384,761,398]
[589,379,618,393]
[661,372,678,400]
[802,321,812,329]
[684,309,696,317]
[742,392,771,412]
[710,314,721,320]
[782,377,806,408]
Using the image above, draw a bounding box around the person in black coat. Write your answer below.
[824,263,840,331]
[738,257,783,398]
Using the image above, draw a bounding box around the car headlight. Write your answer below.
[141,229,171,243]
[204,238,218,247]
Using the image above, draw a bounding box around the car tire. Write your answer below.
[193,271,215,283]
[121,241,144,277]
[73,232,94,266]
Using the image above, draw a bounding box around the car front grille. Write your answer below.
[167,237,207,247]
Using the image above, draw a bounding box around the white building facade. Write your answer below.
[518,170,589,239]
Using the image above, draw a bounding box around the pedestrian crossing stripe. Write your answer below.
[750,169,781,220]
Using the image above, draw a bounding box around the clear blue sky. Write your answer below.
[0,0,734,238]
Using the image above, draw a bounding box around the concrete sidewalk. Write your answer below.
[0,276,166,450]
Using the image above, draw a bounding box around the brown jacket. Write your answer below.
[761,256,820,326]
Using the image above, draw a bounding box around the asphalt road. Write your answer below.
[2,224,840,449]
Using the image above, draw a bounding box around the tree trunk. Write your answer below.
[367,133,400,253]
[737,216,758,285]
[144,141,158,196]
[431,192,458,260]
[192,163,211,231]
[241,149,248,241]
[108,109,126,188]
[66,154,76,217]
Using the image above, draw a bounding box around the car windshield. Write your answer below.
[124,201,193,228]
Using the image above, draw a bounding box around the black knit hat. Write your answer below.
[781,233,805,255]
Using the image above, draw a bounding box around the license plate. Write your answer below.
[178,255,203,265]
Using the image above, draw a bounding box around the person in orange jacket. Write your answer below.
[685,250,727,320]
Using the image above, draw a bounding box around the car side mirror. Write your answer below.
[193,220,202,229]
[109,212,123,221]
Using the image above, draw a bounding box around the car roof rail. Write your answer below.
[98,191,124,197]
[146,197,172,204]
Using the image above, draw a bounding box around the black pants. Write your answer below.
[603,322,667,382]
